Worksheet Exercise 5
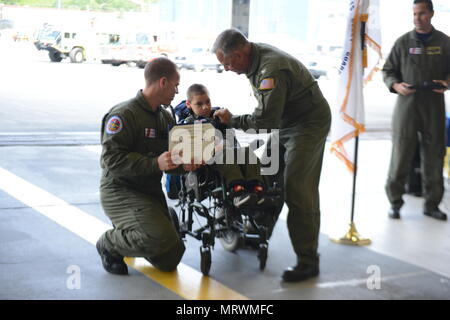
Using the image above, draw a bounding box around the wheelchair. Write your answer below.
[166,101,284,276]
[167,152,283,276]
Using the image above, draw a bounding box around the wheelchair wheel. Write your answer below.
[257,244,268,271]
[168,206,180,237]
[200,246,211,276]
[219,229,241,252]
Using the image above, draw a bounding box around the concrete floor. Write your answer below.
[1,139,449,300]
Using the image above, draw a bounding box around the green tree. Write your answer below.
[0,0,156,12]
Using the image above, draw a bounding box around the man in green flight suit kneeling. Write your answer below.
[96,57,200,275]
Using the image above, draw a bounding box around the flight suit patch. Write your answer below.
[426,46,442,55]
[409,47,422,54]
[259,78,275,90]
[106,116,123,134]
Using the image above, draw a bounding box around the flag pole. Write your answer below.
[350,135,359,223]
[331,5,372,246]
[331,135,371,246]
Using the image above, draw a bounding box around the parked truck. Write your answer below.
[34,24,112,63]
[99,32,177,68]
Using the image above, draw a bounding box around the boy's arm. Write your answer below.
[181,114,195,124]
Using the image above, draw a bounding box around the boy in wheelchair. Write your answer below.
[165,84,282,274]
[171,83,274,209]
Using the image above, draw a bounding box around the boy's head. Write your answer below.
[186,84,212,118]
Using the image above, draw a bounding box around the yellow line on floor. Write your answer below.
[0,167,248,300]
[125,257,248,300]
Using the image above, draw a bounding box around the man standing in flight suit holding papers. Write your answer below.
[383,0,449,221]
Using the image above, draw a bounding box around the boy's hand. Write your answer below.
[432,80,448,94]
[213,109,232,125]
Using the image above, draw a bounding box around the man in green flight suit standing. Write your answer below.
[383,0,449,221]
[96,57,200,275]
[212,29,331,282]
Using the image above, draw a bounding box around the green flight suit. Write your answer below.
[382,28,450,212]
[98,90,185,271]
[230,43,332,267]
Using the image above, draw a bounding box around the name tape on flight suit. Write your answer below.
[426,46,442,55]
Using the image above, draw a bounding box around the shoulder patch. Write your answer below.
[106,115,123,134]
[259,78,275,90]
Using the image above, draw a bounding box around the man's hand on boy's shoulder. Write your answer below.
[213,109,232,125]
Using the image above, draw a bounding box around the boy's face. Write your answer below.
[187,93,212,118]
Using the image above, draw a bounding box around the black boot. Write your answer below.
[247,180,273,206]
[229,183,256,208]
[388,207,401,219]
[282,263,319,282]
[233,192,257,208]
[96,239,128,275]
[424,209,447,221]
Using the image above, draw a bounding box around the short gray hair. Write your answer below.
[212,28,249,55]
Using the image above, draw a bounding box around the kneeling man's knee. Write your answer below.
[146,240,186,272]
